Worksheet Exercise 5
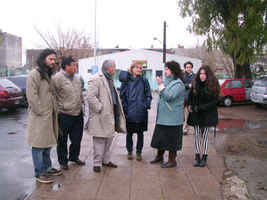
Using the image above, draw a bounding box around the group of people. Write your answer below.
[26,48,220,184]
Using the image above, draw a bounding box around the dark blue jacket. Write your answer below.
[119,71,152,123]
[184,72,195,101]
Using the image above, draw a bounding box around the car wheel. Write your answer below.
[21,97,28,108]
[224,97,232,107]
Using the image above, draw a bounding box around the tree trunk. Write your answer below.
[235,63,252,78]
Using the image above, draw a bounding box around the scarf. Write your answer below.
[102,68,118,106]
[102,66,119,127]
[164,74,174,86]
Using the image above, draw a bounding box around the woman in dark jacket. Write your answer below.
[187,65,220,167]
[119,63,152,161]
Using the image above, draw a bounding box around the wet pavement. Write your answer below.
[0,108,60,200]
[216,105,267,200]
[0,108,33,200]
[2,102,266,199]
[217,119,267,132]
[24,96,225,200]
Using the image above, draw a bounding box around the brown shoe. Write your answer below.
[36,174,54,184]
[69,159,85,166]
[93,166,101,173]
[60,164,69,170]
[47,168,63,176]
[150,150,164,164]
[161,161,177,168]
[150,156,163,164]
[127,152,133,160]
[102,161,117,168]
[136,153,142,161]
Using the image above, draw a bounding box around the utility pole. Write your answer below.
[163,21,166,64]
[94,0,97,66]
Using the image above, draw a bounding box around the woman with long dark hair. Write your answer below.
[119,63,152,161]
[187,65,220,167]
[150,61,185,168]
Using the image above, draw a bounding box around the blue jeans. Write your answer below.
[126,132,144,154]
[32,147,52,177]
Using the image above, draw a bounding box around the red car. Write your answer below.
[219,78,252,106]
[0,78,23,110]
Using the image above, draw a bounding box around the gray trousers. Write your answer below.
[93,136,114,167]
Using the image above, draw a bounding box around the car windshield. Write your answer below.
[0,79,19,88]
[254,78,267,87]
[218,79,226,85]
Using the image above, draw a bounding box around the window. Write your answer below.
[231,80,242,89]
[254,78,267,87]
[224,81,230,88]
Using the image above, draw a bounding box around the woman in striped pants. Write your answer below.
[187,65,220,167]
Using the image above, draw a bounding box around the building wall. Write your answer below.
[26,49,43,68]
[0,31,22,68]
[78,49,202,90]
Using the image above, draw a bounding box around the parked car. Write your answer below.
[0,79,23,110]
[219,78,252,106]
[250,75,267,106]
[7,75,28,107]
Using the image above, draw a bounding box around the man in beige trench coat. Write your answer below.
[86,60,126,173]
[26,49,62,184]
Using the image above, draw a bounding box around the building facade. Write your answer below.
[78,49,202,90]
[0,31,22,75]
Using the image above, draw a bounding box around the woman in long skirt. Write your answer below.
[150,61,185,168]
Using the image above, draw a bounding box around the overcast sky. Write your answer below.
[1,0,204,51]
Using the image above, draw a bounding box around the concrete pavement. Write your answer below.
[26,97,225,200]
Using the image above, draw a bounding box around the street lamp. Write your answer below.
[94,0,97,66]
[153,37,162,44]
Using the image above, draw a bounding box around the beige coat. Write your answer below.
[86,74,126,137]
[52,70,83,116]
[26,69,58,148]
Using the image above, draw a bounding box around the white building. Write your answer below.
[78,49,202,90]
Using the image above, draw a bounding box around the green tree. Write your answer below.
[178,0,267,78]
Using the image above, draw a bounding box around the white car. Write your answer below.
[250,75,267,106]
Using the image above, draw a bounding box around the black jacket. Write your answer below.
[187,83,218,127]
[119,71,152,123]
[184,72,195,101]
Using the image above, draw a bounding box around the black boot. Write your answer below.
[150,150,164,164]
[161,152,177,168]
[199,154,208,167]
[193,154,201,167]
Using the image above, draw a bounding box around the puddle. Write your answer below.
[217,119,267,132]
[52,183,62,191]
[257,140,267,147]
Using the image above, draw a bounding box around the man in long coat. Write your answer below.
[86,60,126,173]
[26,49,62,184]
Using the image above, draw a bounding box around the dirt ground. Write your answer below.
[216,104,267,200]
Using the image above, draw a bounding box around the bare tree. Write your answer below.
[176,45,234,77]
[201,48,234,78]
[34,25,94,60]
